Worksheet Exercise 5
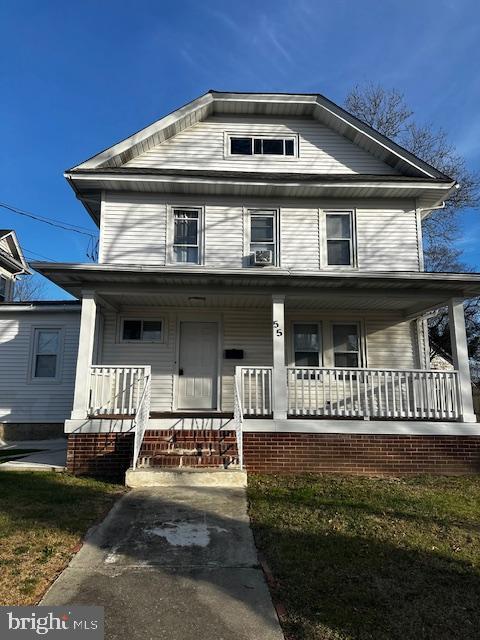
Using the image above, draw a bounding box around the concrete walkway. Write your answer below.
[0,438,67,471]
[42,487,284,640]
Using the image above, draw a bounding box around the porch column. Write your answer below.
[448,298,476,423]
[71,292,97,419]
[272,295,288,420]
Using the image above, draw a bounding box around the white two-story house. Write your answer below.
[33,91,480,481]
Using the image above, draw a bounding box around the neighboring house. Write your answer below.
[18,90,480,479]
[0,229,30,302]
[0,299,81,440]
[0,230,81,440]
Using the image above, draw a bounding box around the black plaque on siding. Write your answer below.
[224,349,244,360]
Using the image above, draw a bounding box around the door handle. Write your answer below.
[179,368,184,376]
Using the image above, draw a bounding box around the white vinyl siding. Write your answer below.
[356,206,420,271]
[124,115,399,175]
[0,311,80,422]
[100,194,420,272]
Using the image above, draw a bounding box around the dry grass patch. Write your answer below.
[0,470,125,605]
[248,474,480,640]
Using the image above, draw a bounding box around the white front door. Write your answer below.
[177,321,218,410]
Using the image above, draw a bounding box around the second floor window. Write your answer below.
[173,209,200,264]
[249,210,278,264]
[326,212,354,266]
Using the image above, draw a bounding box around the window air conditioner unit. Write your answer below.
[253,249,273,266]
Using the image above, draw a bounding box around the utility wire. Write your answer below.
[0,201,97,238]
[23,248,59,262]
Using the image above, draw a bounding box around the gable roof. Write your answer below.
[69,91,452,181]
[0,229,31,275]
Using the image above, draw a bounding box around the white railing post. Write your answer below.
[448,298,476,423]
[272,295,288,420]
[71,292,97,419]
[234,366,244,469]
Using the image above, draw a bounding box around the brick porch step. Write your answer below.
[138,429,239,469]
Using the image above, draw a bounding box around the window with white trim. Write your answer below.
[0,276,6,302]
[326,212,354,266]
[32,328,61,379]
[173,209,200,264]
[332,323,360,367]
[121,319,163,342]
[229,136,296,157]
[293,323,322,367]
[249,210,278,264]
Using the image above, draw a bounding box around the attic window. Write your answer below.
[229,136,296,157]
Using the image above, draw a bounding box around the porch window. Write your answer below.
[32,328,61,379]
[326,212,353,266]
[122,319,163,342]
[0,276,6,302]
[332,324,360,367]
[173,209,200,264]
[249,210,277,264]
[293,323,321,367]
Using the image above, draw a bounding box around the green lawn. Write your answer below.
[0,470,125,605]
[248,474,480,640]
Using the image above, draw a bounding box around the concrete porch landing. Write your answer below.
[126,468,247,488]
[41,486,283,640]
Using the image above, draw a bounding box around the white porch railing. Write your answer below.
[235,366,461,421]
[287,367,461,421]
[88,366,151,416]
[236,366,273,416]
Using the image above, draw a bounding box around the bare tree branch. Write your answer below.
[13,274,48,302]
[344,83,480,380]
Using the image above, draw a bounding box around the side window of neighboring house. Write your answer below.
[0,276,6,302]
[121,319,164,343]
[332,323,360,367]
[326,212,355,266]
[293,323,322,366]
[31,328,62,380]
[249,210,278,265]
[172,208,201,264]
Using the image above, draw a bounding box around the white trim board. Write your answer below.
[242,419,480,436]
[64,417,480,436]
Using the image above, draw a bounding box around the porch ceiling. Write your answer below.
[32,262,480,318]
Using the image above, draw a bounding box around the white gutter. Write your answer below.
[0,304,80,313]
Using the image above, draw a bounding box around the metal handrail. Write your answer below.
[132,369,152,469]
[234,367,244,469]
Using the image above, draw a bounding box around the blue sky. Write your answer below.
[1,0,479,298]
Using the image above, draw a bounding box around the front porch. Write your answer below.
[40,266,479,476]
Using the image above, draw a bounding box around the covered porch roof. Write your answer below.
[33,262,480,319]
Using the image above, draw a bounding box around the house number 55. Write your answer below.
[273,321,283,337]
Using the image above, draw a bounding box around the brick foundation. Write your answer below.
[243,432,480,475]
[66,431,480,481]
[67,433,134,481]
